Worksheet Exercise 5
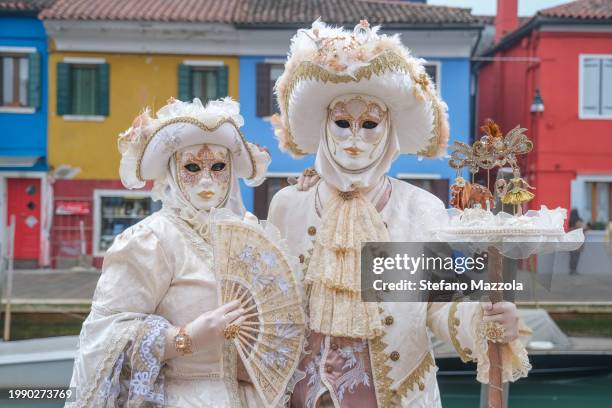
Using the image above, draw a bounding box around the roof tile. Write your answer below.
[0,0,55,12]
[538,0,612,20]
[39,0,480,25]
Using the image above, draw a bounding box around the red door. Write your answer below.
[7,178,41,261]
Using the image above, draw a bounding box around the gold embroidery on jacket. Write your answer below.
[395,352,436,395]
[449,300,473,363]
[369,334,398,407]
[370,335,438,406]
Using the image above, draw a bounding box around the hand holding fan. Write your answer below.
[210,210,306,407]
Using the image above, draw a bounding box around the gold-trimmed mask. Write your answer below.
[325,94,389,171]
[175,143,231,211]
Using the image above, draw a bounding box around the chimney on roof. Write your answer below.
[495,0,518,42]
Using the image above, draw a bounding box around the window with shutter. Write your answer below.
[97,63,110,116]
[56,62,71,115]
[580,55,612,119]
[256,62,284,118]
[216,65,229,99]
[71,65,98,115]
[57,60,109,117]
[27,53,41,109]
[0,53,31,109]
[178,64,192,101]
[585,181,612,224]
[180,65,229,103]
[602,58,612,117]
[256,63,271,117]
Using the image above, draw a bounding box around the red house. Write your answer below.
[476,0,612,227]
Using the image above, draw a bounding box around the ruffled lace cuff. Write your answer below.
[469,308,532,384]
[92,315,169,407]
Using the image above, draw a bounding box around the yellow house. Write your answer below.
[48,51,239,179]
[43,24,241,260]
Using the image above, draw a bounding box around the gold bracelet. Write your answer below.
[174,327,193,355]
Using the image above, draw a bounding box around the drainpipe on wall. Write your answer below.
[470,27,483,143]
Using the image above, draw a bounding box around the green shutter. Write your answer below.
[178,64,191,101]
[27,53,41,109]
[216,65,229,99]
[256,63,272,117]
[96,63,109,116]
[56,62,71,115]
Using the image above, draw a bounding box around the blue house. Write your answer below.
[0,1,51,266]
[236,2,483,216]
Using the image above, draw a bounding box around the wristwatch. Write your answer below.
[174,327,193,355]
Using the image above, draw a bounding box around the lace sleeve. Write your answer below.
[67,219,175,407]
[427,300,531,383]
[93,315,169,406]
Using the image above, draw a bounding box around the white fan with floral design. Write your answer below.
[210,210,306,407]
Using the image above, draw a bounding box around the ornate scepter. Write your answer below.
[441,120,580,408]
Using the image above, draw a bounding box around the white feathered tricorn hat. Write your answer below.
[118,97,270,189]
[272,19,450,158]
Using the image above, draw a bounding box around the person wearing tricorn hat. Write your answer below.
[66,97,295,407]
[268,20,531,407]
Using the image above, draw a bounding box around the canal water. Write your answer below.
[439,372,612,407]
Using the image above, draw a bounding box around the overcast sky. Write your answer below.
[427,0,571,16]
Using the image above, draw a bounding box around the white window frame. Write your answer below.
[423,60,442,95]
[578,54,612,120]
[183,59,224,67]
[571,173,612,226]
[92,189,155,257]
[0,46,37,114]
[63,57,106,64]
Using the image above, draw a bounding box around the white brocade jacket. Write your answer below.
[268,177,530,408]
[67,208,263,408]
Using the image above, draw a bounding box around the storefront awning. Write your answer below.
[0,156,43,168]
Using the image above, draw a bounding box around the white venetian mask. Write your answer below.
[175,143,231,211]
[325,94,389,171]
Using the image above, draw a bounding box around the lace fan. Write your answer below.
[210,211,306,407]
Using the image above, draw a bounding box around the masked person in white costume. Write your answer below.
[67,97,287,407]
[268,20,531,408]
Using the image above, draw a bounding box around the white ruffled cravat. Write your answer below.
[305,188,389,339]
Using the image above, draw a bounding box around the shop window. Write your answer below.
[579,55,612,119]
[253,176,292,220]
[93,190,161,256]
[585,181,612,228]
[256,62,284,117]
[178,63,228,102]
[57,60,109,117]
[0,51,40,110]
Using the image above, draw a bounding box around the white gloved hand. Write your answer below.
[187,299,245,351]
[480,301,520,343]
[288,168,320,192]
[164,300,245,360]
